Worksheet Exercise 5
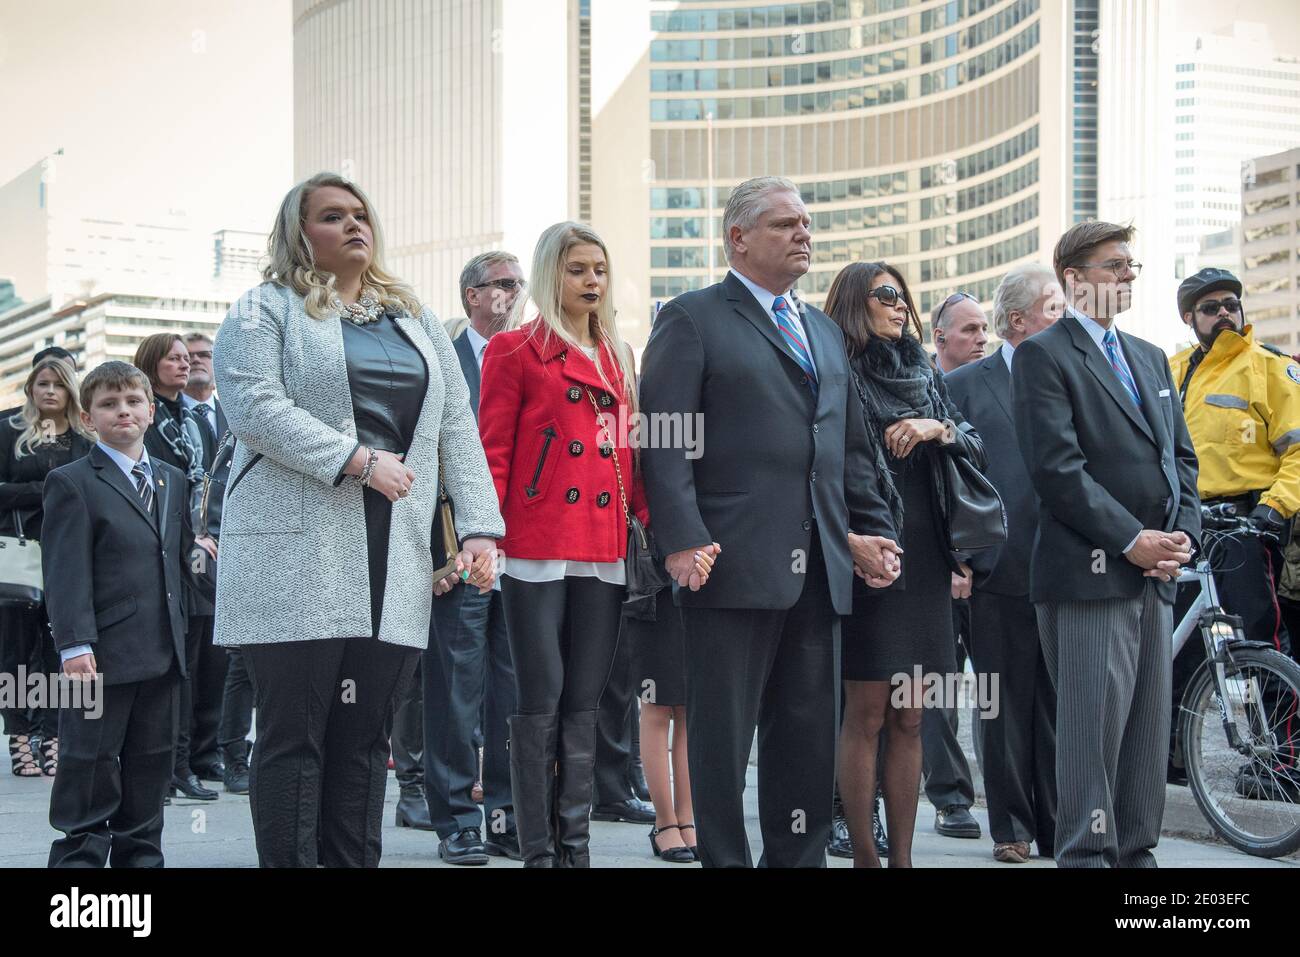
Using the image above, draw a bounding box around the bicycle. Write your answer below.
[1174,502,1300,857]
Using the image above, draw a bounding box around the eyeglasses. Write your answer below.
[1077,259,1143,279]
[187,350,213,360]
[473,279,526,292]
[934,291,979,327]
[1196,298,1242,317]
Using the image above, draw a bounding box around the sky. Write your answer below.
[1,0,1297,239]
[0,0,293,235]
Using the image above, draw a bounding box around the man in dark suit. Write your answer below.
[176,332,234,790]
[419,251,523,863]
[43,360,214,867]
[922,292,989,842]
[945,264,1065,863]
[1011,222,1201,868]
[640,176,902,868]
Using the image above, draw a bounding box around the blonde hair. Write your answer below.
[527,222,637,415]
[264,172,422,320]
[10,357,92,457]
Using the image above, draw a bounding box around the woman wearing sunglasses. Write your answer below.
[824,262,987,868]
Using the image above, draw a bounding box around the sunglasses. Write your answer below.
[1196,298,1242,317]
[474,279,526,292]
[934,291,978,327]
[867,285,904,307]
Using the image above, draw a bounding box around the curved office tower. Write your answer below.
[626,0,1086,342]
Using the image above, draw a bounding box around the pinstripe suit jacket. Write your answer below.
[211,282,504,649]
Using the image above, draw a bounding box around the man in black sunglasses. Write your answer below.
[1169,268,1300,721]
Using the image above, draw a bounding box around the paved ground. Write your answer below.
[2,760,1294,868]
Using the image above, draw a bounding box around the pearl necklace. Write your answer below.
[333,291,384,326]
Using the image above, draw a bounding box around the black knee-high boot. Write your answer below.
[509,713,558,868]
[555,710,599,868]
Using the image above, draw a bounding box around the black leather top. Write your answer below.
[340,316,429,453]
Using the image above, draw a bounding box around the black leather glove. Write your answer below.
[1249,504,1287,540]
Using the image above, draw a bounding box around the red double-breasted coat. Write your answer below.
[478,321,648,562]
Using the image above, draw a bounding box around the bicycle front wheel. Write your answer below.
[1180,646,1300,857]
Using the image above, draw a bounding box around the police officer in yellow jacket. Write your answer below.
[1170,267,1300,655]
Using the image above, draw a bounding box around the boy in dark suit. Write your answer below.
[42,361,216,867]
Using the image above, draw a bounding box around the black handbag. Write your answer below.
[941,450,1007,552]
[586,388,670,621]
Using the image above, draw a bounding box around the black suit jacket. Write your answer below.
[640,271,896,615]
[41,446,199,686]
[453,332,482,420]
[945,347,1036,597]
[1011,312,1200,604]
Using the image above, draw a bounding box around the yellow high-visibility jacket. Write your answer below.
[1171,325,1300,517]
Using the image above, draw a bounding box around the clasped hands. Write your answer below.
[665,544,721,591]
[1125,529,1193,582]
[849,533,902,588]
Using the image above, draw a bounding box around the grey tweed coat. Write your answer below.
[211,281,505,649]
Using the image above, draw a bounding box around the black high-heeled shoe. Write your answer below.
[677,822,698,862]
[649,824,695,863]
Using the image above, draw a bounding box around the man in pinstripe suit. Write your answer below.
[1011,222,1201,868]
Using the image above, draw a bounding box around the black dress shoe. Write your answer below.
[484,829,523,861]
[192,762,225,783]
[171,772,219,801]
[934,804,981,838]
[591,798,656,824]
[438,827,489,865]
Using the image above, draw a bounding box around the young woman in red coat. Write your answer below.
[478,222,712,867]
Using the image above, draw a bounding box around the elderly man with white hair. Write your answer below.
[943,262,1065,864]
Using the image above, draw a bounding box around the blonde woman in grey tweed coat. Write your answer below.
[212,173,504,868]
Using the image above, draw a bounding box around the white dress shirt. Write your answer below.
[1001,340,1015,373]
[465,325,490,372]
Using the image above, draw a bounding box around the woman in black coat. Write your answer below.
[0,356,93,776]
[825,262,986,868]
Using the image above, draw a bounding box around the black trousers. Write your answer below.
[681,535,838,868]
[174,614,226,774]
[217,647,254,752]
[500,576,623,716]
[594,615,637,805]
[243,636,418,868]
[921,598,976,811]
[49,671,179,868]
[423,586,516,838]
[968,590,1057,851]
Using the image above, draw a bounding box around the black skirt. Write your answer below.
[842,450,957,682]
[626,589,687,707]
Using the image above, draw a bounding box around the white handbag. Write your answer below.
[0,511,43,606]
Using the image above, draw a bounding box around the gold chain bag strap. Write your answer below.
[585,386,668,619]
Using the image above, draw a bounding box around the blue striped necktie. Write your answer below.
[1102,328,1142,408]
[772,296,818,397]
[131,461,154,514]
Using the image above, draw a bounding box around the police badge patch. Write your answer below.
[1287,364,1300,385]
